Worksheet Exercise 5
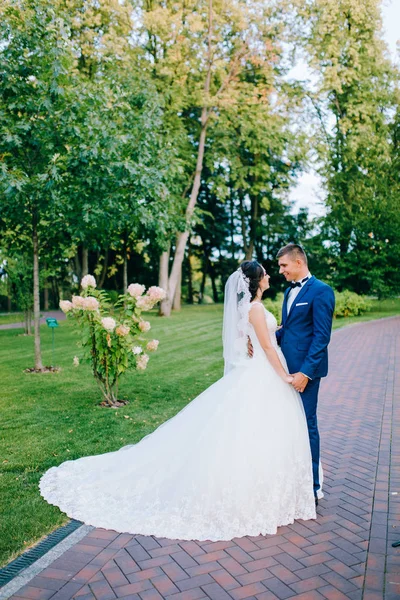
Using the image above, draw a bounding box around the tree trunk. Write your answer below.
[32,214,43,370]
[187,242,194,304]
[160,0,213,317]
[158,245,170,315]
[245,194,258,260]
[98,250,109,288]
[173,266,182,311]
[245,243,254,261]
[162,111,209,315]
[239,193,250,259]
[74,252,82,282]
[7,278,11,312]
[82,247,89,277]
[123,252,128,293]
[43,286,49,310]
[52,279,60,309]
[209,260,218,302]
[230,186,237,260]
[199,268,206,303]
[43,263,49,311]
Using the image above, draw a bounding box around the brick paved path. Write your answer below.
[8,317,400,600]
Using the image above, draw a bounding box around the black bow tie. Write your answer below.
[289,277,309,289]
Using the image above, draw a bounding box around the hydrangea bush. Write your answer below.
[60,275,166,406]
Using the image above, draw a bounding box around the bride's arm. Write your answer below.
[249,304,293,384]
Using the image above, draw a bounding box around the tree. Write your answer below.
[297,0,400,294]
[136,0,287,314]
[0,0,76,369]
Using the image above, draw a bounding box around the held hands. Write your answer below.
[290,372,309,393]
[285,375,294,384]
[247,337,254,358]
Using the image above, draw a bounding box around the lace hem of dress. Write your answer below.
[39,458,316,542]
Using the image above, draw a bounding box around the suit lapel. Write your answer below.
[286,276,315,322]
[282,287,290,324]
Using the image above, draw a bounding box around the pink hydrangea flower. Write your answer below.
[136,353,149,370]
[127,283,145,298]
[147,286,166,302]
[136,296,153,310]
[72,295,86,309]
[81,275,96,289]
[102,317,116,332]
[146,339,159,352]
[116,324,130,336]
[83,296,99,311]
[138,320,151,332]
[59,300,72,313]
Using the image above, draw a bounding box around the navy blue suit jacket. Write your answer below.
[276,276,335,379]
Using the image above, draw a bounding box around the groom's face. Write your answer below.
[278,255,302,282]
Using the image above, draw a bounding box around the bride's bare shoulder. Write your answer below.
[249,301,265,321]
[250,300,264,308]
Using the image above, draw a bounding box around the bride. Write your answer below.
[40,260,316,541]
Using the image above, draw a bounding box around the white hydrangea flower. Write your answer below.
[101,317,116,332]
[72,295,86,309]
[59,300,72,313]
[83,296,99,311]
[146,339,159,352]
[138,320,151,332]
[81,275,97,289]
[147,286,166,302]
[127,283,145,298]
[136,353,149,370]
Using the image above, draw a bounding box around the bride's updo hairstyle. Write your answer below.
[240,260,265,301]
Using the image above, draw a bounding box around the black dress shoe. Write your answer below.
[315,497,318,507]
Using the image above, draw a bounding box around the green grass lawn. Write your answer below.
[0,299,399,567]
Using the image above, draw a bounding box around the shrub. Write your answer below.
[334,290,371,318]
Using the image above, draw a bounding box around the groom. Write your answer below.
[275,243,335,504]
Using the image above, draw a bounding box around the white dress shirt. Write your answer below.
[287,272,312,315]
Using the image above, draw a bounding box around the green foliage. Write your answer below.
[1,0,400,308]
[263,292,284,323]
[295,0,400,297]
[4,255,33,315]
[334,291,371,318]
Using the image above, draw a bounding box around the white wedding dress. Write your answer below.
[40,303,316,541]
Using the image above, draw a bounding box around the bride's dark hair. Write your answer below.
[240,260,265,301]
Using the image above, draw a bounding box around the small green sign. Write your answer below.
[46,318,59,328]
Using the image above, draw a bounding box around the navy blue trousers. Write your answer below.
[300,378,321,497]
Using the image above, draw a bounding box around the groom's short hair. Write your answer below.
[276,243,308,264]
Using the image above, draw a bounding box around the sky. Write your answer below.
[289,0,400,217]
